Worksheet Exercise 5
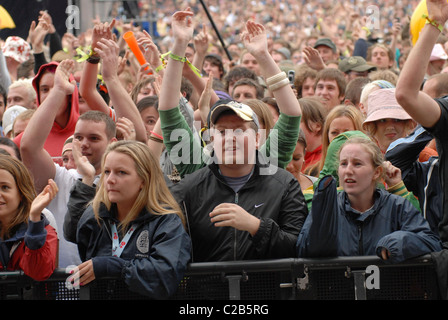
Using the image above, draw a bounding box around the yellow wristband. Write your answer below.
[362,26,371,36]
[422,14,444,32]
[161,51,202,77]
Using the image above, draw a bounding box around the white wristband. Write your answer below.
[266,71,287,86]
[269,78,290,91]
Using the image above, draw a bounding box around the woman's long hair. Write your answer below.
[316,104,365,173]
[0,155,37,239]
[92,140,185,232]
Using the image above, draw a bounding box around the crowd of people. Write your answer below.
[0,0,448,299]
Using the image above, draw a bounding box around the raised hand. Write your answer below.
[171,8,194,44]
[72,139,96,186]
[39,10,56,34]
[54,59,76,96]
[194,23,209,56]
[94,38,120,80]
[117,50,130,76]
[91,19,116,53]
[241,20,268,58]
[29,179,58,222]
[137,30,162,71]
[197,70,214,125]
[116,117,136,141]
[427,0,448,25]
[383,161,402,187]
[302,46,326,71]
[28,18,50,52]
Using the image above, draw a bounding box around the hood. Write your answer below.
[32,61,79,131]
[32,61,79,114]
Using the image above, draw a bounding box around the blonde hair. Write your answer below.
[92,140,185,232]
[244,99,274,137]
[363,119,416,142]
[308,104,364,176]
[338,137,385,182]
[9,79,36,103]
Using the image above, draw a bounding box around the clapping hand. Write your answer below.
[29,179,58,222]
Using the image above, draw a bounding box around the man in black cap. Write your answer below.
[338,56,376,81]
[313,38,339,63]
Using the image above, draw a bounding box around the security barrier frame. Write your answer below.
[0,254,439,300]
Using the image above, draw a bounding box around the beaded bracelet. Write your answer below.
[269,78,290,92]
[422,14,444,32]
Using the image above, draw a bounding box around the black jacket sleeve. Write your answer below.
[63,180,96,243]
[252,175,308,258]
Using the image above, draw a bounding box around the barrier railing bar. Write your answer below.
[351,270,367,300]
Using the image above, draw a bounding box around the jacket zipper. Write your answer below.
[234,193,239,260]
[358,224,364,256]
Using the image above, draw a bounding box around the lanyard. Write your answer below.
[111,222,136,257]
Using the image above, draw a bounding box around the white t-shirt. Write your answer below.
[48,164,99,268]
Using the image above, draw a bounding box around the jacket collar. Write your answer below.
[97,203,158,225]
[341,189,382,222]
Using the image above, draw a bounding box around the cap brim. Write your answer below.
[350,64,376,72]
[210,105,253,125]
[363,109,412,126]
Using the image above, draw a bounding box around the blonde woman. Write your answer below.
[297,137,442,263]
[307,104,364,176]
[69,140,191,298]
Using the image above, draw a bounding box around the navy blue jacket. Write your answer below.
[297,175,442,263]
[385,126,442,235]
[76,203,191,299]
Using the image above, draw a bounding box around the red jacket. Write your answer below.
[1,220,58,281]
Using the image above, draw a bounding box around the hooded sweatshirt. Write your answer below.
[14,61,79,160]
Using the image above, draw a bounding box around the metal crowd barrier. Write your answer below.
[0,255,439,300]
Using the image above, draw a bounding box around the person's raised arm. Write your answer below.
[136,30,165,77]
[78,20,115,114]
[28,17,50,74]
[159,8,195,112]
[192,23,209,71]
[395,0,448,128]
[182,58,220,109]
[93,38,147,143]
[242,21,301,117]
[21,60,76,192]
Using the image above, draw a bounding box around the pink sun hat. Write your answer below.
[430,43,448,62]
[363,88,412,127]
[2,36,31,63]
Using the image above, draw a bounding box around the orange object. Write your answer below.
[123,31,151,74]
